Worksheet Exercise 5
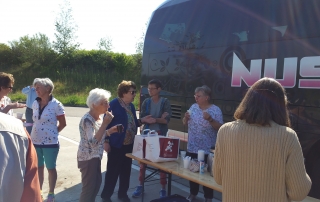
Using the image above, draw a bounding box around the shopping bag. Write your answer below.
[145,136,180,162]
[132,129,156,159]
[132,135,147,159]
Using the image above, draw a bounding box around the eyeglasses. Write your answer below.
[128,90,136,95]
[148,88,158,91]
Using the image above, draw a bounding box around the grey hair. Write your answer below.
[34,78,54,94]
[195,85,212,100]
[32,78,40,86]
[86,88,111,109]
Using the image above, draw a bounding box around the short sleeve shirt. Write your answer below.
[77,113,106,161]
[187,103,223,154]
[0,96,13,116]
[31,97,65,145]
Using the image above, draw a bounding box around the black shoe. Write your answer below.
[102,198,112,202]
[118,195,131,202]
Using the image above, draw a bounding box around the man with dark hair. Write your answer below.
[132,79,172,199]
[0,113,42,202]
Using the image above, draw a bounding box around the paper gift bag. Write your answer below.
[145,136,180,162]
[132,135,147,159]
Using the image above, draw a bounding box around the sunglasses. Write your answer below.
[128,90,136,95]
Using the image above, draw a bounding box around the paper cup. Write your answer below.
[187,109,192,116]
[16,113,23,119]
[180,151,186,158]
[198,150,205,161]
[183,159,190,169]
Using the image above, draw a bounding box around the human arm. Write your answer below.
[21,86,31,95]
[155,98,171,124]
[182,111,190,125]
[21,128,42,202]
[104,141,111,152]
[285,131,312,201]
[203,111,222,131]
[155,112,169,124]
[138,98,156,126]
[57,115,66,132]
[0,102,26,114]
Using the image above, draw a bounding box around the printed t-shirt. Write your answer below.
[31,97,65,145]
[77,113,106,161]
[187,103,223,154]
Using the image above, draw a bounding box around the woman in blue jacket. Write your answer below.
[100,80,154,202]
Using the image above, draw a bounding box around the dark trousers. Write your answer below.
[101,144,133,199]
[25,107,33,134]
[78,158,101,202]
[186,152,213,199]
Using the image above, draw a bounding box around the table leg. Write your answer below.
[142,169,145,202]
[168,173,172,196]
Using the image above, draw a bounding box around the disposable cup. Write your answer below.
[198,150,205,161]
[180,151,186,158]
[16,113,23,119]
[187,109,192,116]
[183,159,190,169]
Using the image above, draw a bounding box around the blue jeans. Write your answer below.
[25,107,33,134]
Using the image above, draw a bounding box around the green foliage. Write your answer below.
[1,25,143,109]
[0,43,15,67]
[98,36,113,52]
[9,33,56,68]
[9,92,25,102]
[53,0,79,55]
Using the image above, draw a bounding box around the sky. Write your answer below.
[0,0,166,55]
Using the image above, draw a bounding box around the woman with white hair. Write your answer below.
[77,88,120,202]
[31,78,67,202]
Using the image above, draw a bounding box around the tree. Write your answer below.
[135,21,148,54]
[9,33,56,66]
[97,36,113,52]
[53,0,79,55]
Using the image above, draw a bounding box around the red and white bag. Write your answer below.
[132,135,147,159]
[145,135,180,162]
[132,129,156,159]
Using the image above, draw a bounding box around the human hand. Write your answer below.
[184,111,190,121]
[103,111,114,125]
[142,115,156,124]
[108,125,118,135]
[161,112,169,119]
[203,111,211,121]
[104,142,111,152]
[10,102,26,109]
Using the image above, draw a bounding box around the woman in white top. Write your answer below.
[77,88,120,202]
[0,72,26,115]
[31,78,66,202]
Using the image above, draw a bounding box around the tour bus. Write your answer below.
[139,0,320,199]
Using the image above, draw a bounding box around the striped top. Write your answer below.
[213,120,311,202]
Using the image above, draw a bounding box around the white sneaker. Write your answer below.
[186,194,196,202]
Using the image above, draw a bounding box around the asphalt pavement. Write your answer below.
[13,106,214,202]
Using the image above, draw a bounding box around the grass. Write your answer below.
[9,66,141,109]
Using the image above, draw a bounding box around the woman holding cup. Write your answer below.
[77,88,120,202]
[182,85,223,202]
